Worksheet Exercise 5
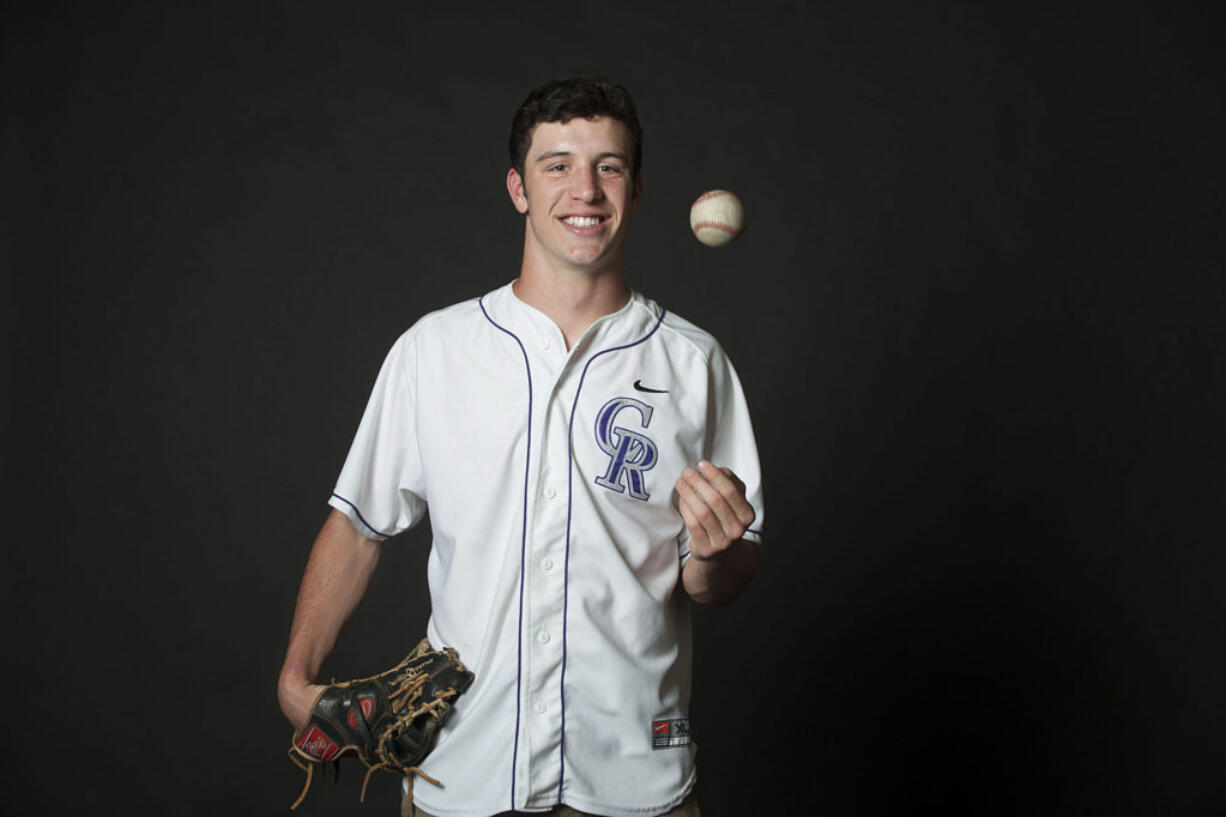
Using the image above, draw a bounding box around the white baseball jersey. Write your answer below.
[329,282,764,817]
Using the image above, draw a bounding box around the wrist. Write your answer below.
[278,675,326,731]
[279,657,316,693]
[688,537,746,563]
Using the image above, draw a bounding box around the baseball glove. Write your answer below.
[288,638,474,815]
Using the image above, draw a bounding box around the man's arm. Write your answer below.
[676,460,760,605]
[278,508,383,730]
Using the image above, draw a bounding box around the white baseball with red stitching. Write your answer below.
[689,189,745,247]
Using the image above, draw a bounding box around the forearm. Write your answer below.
[279,509,382,718]
[681,537,759,605]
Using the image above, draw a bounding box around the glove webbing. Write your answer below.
[366,683,455,817]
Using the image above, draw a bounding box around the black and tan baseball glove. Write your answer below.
[288,638,474,814]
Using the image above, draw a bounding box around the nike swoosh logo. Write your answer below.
[633,379,669,394]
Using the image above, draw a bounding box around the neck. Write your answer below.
[513,266,629,350]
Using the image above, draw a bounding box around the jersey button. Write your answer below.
[535,701,547,713]
[541,557,554,572]
[544,487,557,499]
[539,338,551,350]
[537,630,551,644]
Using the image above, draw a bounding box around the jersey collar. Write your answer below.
[484,281,662,355]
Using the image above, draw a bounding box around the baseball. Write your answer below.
[689,189,745,247]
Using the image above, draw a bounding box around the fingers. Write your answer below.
[675,461,756,557]
[687,461,755,528]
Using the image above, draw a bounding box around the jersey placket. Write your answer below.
[509,299,659,811]
[515,318,574,809]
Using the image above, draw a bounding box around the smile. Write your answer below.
[561,216,605,227]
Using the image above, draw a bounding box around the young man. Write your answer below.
[279,77,765,817]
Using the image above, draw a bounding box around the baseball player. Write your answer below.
[278,77,765,817]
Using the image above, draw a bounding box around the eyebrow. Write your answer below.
[533,150,629,164]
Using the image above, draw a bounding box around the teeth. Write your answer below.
[563,216,601,227]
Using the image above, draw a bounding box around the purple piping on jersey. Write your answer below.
[479,296,534,812]
[558,307,666,804]
[329,492,396,539]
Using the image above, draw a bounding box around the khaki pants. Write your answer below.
[411,789,700,817]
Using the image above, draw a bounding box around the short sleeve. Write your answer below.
[328,330,428,540]
[678,343,765,556]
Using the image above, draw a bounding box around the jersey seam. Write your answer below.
[654,313,717,367]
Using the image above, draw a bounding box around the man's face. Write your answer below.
[507,116,641,275]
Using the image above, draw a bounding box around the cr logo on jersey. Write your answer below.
[594,396,658,501]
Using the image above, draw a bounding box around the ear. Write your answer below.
[629,174,643,215]
[507,168,529,214]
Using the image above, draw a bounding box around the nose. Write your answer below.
[570,167,603,203]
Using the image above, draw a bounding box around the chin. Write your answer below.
[569,250,615,269]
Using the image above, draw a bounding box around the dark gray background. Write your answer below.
[5,0,1225,814]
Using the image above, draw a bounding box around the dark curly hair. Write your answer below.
[508,76,642,182]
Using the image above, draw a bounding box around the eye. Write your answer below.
[548,163,568,172]
[598,164,624,174]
